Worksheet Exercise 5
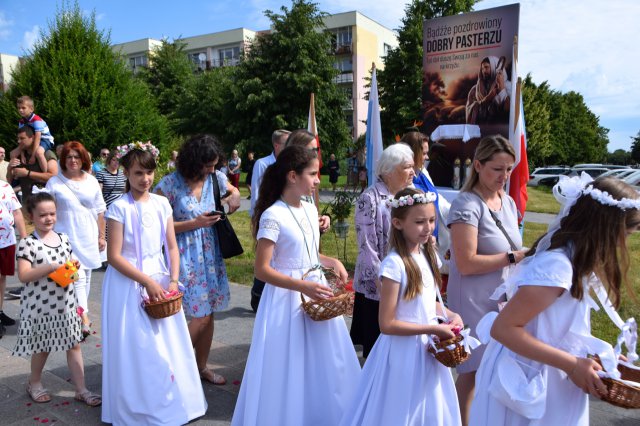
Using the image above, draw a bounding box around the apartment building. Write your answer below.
[111,11,396,139]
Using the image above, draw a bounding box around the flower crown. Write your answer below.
[115,141,160,160]
[554,173,640,211]
[385,192,437,208]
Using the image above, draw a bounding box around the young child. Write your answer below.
[340,187,463,426]
[470,175,640,426]
[16,96,53,173]
[101,142,206,425]
[13,191,100,406]
[232,145,361,426]
[0,180,26,328]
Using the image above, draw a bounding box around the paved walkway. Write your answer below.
[1,272,639,425]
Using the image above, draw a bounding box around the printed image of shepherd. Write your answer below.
[465,56,511,124]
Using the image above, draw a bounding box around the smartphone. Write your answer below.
[207,210,225,216]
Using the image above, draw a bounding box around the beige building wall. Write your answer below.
[0,53,20,91]
[323,11,397,139]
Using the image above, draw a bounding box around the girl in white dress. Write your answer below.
[101,143,207,425]
[232,145,361,426]
[470,175,640,426]
[341,188,463,426]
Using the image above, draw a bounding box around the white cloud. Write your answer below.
[21,25,40,52]
[0,11,13,40]
[474,0,640,150]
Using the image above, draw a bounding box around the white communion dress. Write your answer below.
[101,194,207,425]
[470,248,617,426]
[232,200,361,426]
[340,249,461,426]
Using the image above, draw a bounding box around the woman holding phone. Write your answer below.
[155,134,240,385]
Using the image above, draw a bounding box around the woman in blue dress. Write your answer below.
[155,134,241,385]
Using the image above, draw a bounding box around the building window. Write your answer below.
[329,27,352,54]
[129,55,148,69]
[189,52,207,70]
[383,43,392,57]
[218,47,240,66]
[334,57,352,73]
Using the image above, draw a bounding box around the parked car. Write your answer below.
[598,169,635,179]
[569,167,608,178]
[622,170,640,187]
[528,167,571,187]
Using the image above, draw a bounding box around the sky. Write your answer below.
[0,0,637,152]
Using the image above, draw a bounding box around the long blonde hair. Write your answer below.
[388,188,442,300]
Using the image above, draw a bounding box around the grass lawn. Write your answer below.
[525,186,561,215]
[225,208,639,347]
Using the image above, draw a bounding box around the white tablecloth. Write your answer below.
[431,124,481,142]
[435,186,460,204]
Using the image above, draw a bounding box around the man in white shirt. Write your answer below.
[250,129,289,311]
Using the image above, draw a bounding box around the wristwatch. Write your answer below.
[507,251,516,264]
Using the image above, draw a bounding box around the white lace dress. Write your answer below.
[232,200,361,426]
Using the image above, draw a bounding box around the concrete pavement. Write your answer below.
[1,269,639,425]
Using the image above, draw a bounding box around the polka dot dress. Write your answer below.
[12,233,82,357]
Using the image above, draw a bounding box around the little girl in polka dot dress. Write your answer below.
[13,191,101,407]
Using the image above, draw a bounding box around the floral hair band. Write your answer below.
[385,192,437,208]
[115,141,160,160]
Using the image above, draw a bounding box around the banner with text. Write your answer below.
[421,3,519,187]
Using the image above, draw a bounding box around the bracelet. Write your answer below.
[169,279,179,284]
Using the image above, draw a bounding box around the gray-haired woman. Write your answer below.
[350,143,415,357]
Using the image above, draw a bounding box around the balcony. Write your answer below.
[334,43,352,55]
[333,72,354,84]
[211,58,241,68]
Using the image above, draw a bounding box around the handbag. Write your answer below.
[210,173,243,259]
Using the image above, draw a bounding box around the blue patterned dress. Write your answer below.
[155,171,230,317]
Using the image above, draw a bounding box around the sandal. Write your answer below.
[200,367,226,385]
[74,390,102,407]
[27,382,51,403]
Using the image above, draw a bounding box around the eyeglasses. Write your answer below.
[100,153,109,157]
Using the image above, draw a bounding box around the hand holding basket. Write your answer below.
[300,265,353,321]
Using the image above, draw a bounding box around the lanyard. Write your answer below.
[282,199,318,267]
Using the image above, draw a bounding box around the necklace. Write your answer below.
[282,198,318,266]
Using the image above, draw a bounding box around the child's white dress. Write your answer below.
[232,200,361,426]
[470,248,601,426]
[101,194,207,425]
[340,249,461,426]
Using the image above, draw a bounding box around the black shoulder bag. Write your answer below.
[211,174,244,259]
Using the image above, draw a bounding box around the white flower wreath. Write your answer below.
[385,192,437,208]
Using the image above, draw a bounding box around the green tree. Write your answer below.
[139,39,195,130]
[522,75,552,167]
[0,1,168,155]
[607,149,631,165]
[174,66,234,139]
[631,131,640,163]
[376,0,476,139]
[225,0,349,156]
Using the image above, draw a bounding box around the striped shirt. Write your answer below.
[96,168,127,208]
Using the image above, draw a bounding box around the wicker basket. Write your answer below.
[593,356,640,409]
[300,266,350,321]
[144,292,183,319]
[427,334,469,368]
